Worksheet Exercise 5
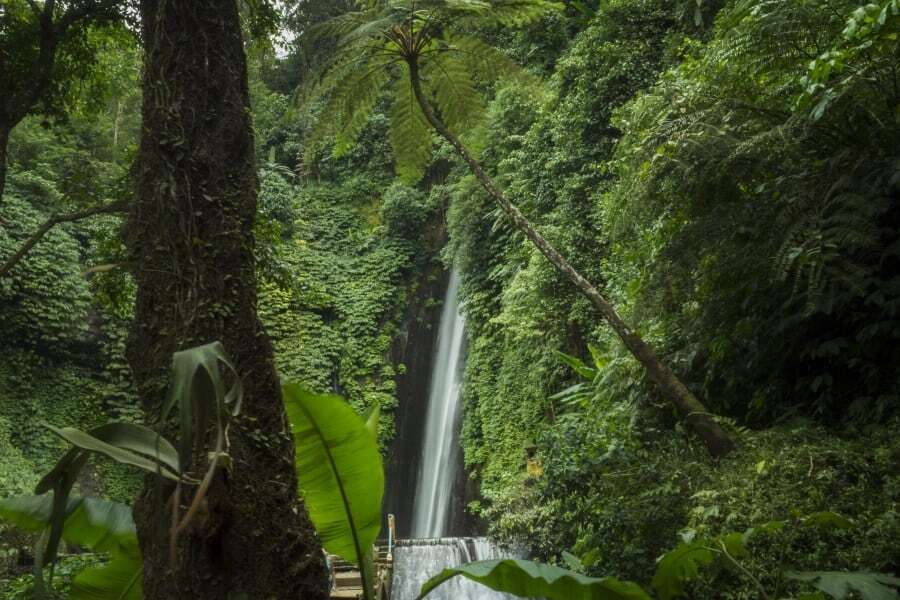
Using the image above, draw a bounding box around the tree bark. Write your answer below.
[126,1,328,598]
[0,200,125,278]
[407,61,735,458]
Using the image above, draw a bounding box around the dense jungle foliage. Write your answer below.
[0,0,898,598]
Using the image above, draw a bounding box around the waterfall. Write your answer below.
[393,268,515,600]
[391,538,516,600]
[411,268,466,539]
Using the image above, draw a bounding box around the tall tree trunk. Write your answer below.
[126,2,328,597]
[408,61,734,458]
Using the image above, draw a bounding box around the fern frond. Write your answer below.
[333,56,393,155]
[421,51,485,136]
[301,51,393,165]
[390,63,432,182]
[449,35,539,88]
[445,0,562,26]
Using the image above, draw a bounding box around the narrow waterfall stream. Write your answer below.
[411,268,466,539]
[393,268,514,600]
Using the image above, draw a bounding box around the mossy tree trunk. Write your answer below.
[126,1,328,597]
[407,60,735,458]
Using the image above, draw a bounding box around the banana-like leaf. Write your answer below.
[417,558,651,600]
[0,494,79,532]
[60,498,139,558]
[555,350,596,380]
[283,383,384,565]
[70,555,142,600]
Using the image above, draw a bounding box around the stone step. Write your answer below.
[335,572,363,588]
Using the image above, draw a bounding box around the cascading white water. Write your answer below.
[411,268,467,539]
[392,538,516,600]
[395,269,515,600]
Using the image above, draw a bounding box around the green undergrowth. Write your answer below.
[483,419,900,598]
[256,168,443,450]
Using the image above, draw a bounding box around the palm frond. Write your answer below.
[444,0,562,26]
[390,63,432,182]
[449,34,538,87]
[302,51,393,163]
[421,51,484,136]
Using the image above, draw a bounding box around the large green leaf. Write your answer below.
[0,495,137,556]
[164,341,243,471]
[283,383,384,564]
[0,495,142,598]
[61,498,139,558]
[43,424,180,482]
[70,555,142,600]
[651,541,717,600]
[417,558,651,600]
[555,350,596,380]
[788,571,900,600]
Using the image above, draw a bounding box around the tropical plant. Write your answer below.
[0,366,384,600]
[418,558,651,600]
[419,511,900,600]
[0,495,141,599]
[283,384,385,600]
[303,0,733,457]
[0,342,241,596]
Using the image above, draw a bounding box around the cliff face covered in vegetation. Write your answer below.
[444,0,900,592]
[0,0,898,597]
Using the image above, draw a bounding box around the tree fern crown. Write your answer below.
[302,0,561,181]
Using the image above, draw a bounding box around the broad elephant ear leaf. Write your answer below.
[283,383,384,566]
[417,558,651,600]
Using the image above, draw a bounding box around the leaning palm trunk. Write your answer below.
[407,60,734,458]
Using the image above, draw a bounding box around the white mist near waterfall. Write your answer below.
[411,267,466,539]
[395,268,515,600]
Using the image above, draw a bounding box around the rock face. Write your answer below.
[386,261,482,538]
[385,251,448,538]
